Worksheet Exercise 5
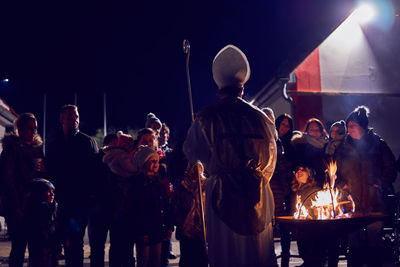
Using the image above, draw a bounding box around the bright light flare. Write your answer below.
[353,3,376,24]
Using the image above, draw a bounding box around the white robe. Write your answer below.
[183,97,277,267]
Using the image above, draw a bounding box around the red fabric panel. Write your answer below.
[294,48,321,92]
[292,48,323,130]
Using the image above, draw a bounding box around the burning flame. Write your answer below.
[293,161,355,220]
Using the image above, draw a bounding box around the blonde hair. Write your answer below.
[14,113,42,145]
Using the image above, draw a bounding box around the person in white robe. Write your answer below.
[183,44,278,267]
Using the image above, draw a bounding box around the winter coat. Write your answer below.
[0,134,46,218]
[46,130,98,213]
[102,146,138,177]
[291,181,321,219]
[270,139,291,216]
[133,173,173,245]
[325,136,367,213]
[90,149,115,212]
[291,132,329,186]
[345,129,397,213]
[26,200,59,267]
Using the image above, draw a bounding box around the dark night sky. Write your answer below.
[0,0,354,143]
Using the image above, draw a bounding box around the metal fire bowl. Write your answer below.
[276,213,390,235]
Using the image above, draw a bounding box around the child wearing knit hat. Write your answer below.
[145,113,162,137]
[26,178,59,267]
[133,146,173,267]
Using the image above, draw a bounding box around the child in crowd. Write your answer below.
[133,146,173,267]
[26,178,59,267]
[292,165,336,267]
[130,128,159,158]
[172,161,207,267]
[145,113,162,137]
[103,132,138,177]
[102,132,138,267]
[291,165,320,215]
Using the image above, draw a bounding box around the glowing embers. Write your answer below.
[294,161,355,220]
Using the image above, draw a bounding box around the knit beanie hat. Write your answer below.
[117,133,135,149]
[330,120,346,135]
[133,145,159,171]
[145,113,162,129]
[346,106,369,130]
[29,178,55,201]
[212,44,250,89]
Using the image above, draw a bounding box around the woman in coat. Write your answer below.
[291,118,329,186]
[0,113,47,267]
[345,106,397,266]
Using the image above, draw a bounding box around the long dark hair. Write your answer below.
[303,118,328,137]
[275,113,293,141]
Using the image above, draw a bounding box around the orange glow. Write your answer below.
[293,161,355,220]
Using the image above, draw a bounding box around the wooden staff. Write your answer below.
[183,39,207,250]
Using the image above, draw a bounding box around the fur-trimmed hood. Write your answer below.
[291,131,328,149]
[1,134,43,150]
[102,146,138,177]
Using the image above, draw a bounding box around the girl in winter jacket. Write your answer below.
[133,146,173,267]
[291,165,327,267]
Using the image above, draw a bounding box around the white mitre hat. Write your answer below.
[212,44,250,89]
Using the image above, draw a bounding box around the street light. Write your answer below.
[353,3,376,24]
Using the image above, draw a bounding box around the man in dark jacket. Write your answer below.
[46,105,98,267]
[345,106,397,267]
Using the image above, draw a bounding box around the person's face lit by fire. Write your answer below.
[295,166,311,184]
[307,122,322,138]
[347,121,365,140]
[278,118,290,138]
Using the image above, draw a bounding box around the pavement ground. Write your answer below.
[0,217,375,266]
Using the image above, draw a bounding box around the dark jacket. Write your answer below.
[134,173,173,245]
[0,134,46,218]
[291,132,328,186]
[291,182,321,219]
[345,129,397,213]
[26,200,58,259]
[270,139,291,216]
[326,137,367,213]
[46,130,98,213]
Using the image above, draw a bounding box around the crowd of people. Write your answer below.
[272,107,399,267]
[1,43,400,267]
